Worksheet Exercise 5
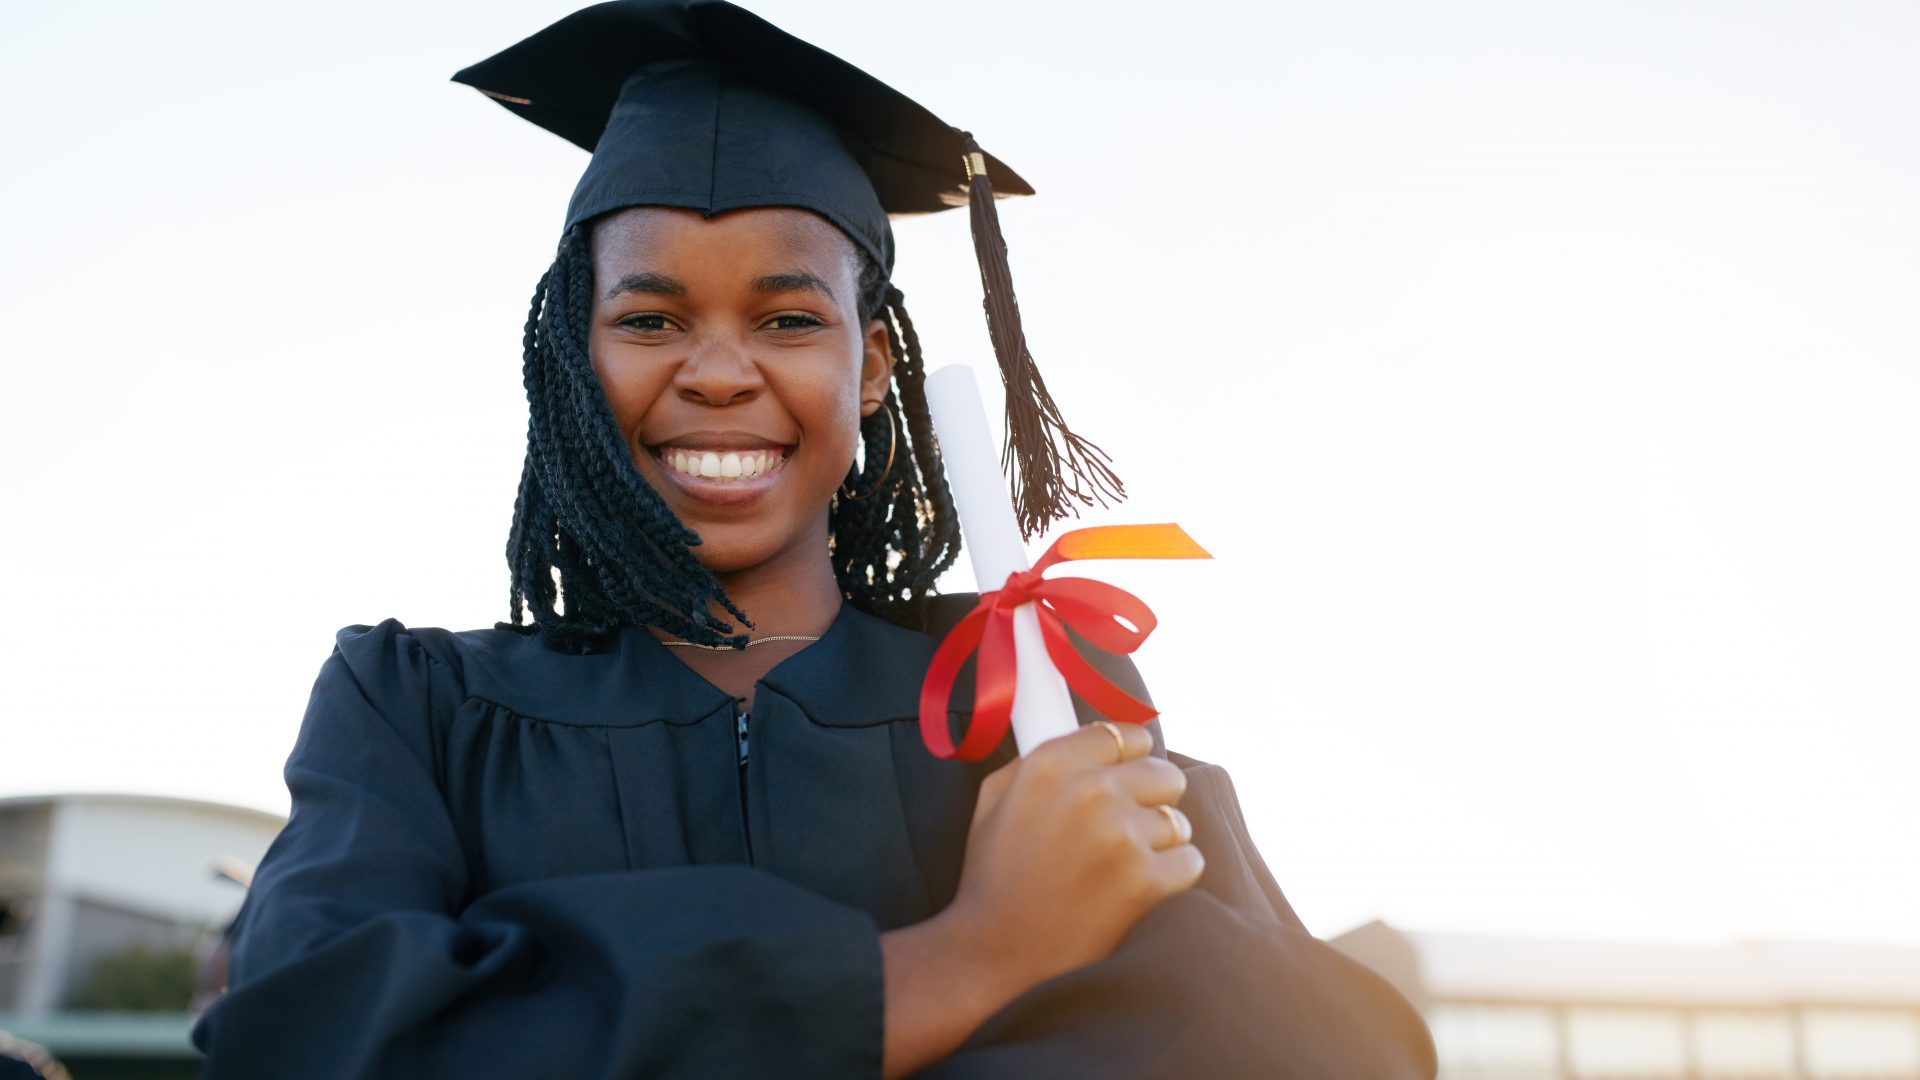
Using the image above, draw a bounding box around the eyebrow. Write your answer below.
[604,272,687,300]
[750,271,836,302]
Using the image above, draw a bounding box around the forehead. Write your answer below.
[590,205,859,274]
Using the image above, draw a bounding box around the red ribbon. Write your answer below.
[919,524,1211,761]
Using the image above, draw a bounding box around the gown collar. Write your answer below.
[618,600,971,727]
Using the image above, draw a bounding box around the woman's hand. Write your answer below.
[953,722,1204,988]
[880,723,1203,1078]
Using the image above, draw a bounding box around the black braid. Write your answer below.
[830,277,962,629]
[497,226,962,652]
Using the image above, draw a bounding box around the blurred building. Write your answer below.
[0,793,280,1016]
[1333,921,1920,1080]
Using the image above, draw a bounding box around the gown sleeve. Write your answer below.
[190,620,885,1080]
[921,647,1438,1079]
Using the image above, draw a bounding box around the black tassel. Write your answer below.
[957,131,1124,538]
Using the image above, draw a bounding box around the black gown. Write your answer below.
[190,596,1434,1078]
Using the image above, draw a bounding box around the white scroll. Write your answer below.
[923,365,1080,756]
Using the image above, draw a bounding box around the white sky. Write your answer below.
[4,0,1917,948]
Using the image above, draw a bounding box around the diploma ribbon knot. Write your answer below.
[919,524,1211,761]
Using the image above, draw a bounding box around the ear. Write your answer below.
[859,316,895,415]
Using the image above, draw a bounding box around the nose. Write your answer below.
[673,336,764,407]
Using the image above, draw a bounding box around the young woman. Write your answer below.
[189,2,1435,1076]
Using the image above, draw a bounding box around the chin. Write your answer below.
[683,521,819,578]
[688,544,772,577]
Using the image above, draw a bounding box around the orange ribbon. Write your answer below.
[919,524,1212,761]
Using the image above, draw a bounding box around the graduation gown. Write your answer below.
[190,597,1434,1078]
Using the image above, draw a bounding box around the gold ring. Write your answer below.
[1155,803,1189,846]
[1093,720,1128,762]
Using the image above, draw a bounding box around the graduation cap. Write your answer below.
[453,0,1120,537]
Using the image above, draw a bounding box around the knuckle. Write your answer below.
[1163,763,1188,797]
[1066,767,1112,806]
[1138,760,1179,795]
[1128,853,1175,895]
[1126,871,1160,907]
[1025,748,1065,784]
[1181,846,1207,884]
[1090,810,1134,851]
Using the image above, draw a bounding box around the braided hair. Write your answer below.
[497,224,962,653]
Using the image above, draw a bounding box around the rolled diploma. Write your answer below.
[924,365,1080,756]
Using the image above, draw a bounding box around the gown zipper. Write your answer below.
[734,700,754,862]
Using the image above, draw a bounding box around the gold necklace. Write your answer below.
[658,634,821,652]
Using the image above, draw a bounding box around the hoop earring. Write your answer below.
[840,406,897,501]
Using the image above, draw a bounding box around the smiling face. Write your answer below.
[588,206,894,578]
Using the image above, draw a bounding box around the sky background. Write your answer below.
[4,0,1917,947]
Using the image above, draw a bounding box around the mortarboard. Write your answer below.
[453,0,1120,536]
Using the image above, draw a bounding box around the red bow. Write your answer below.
[919,524,1211,761]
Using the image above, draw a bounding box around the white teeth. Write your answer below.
[662,447,784,481]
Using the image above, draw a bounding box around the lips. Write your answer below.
[643,434,795,507]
